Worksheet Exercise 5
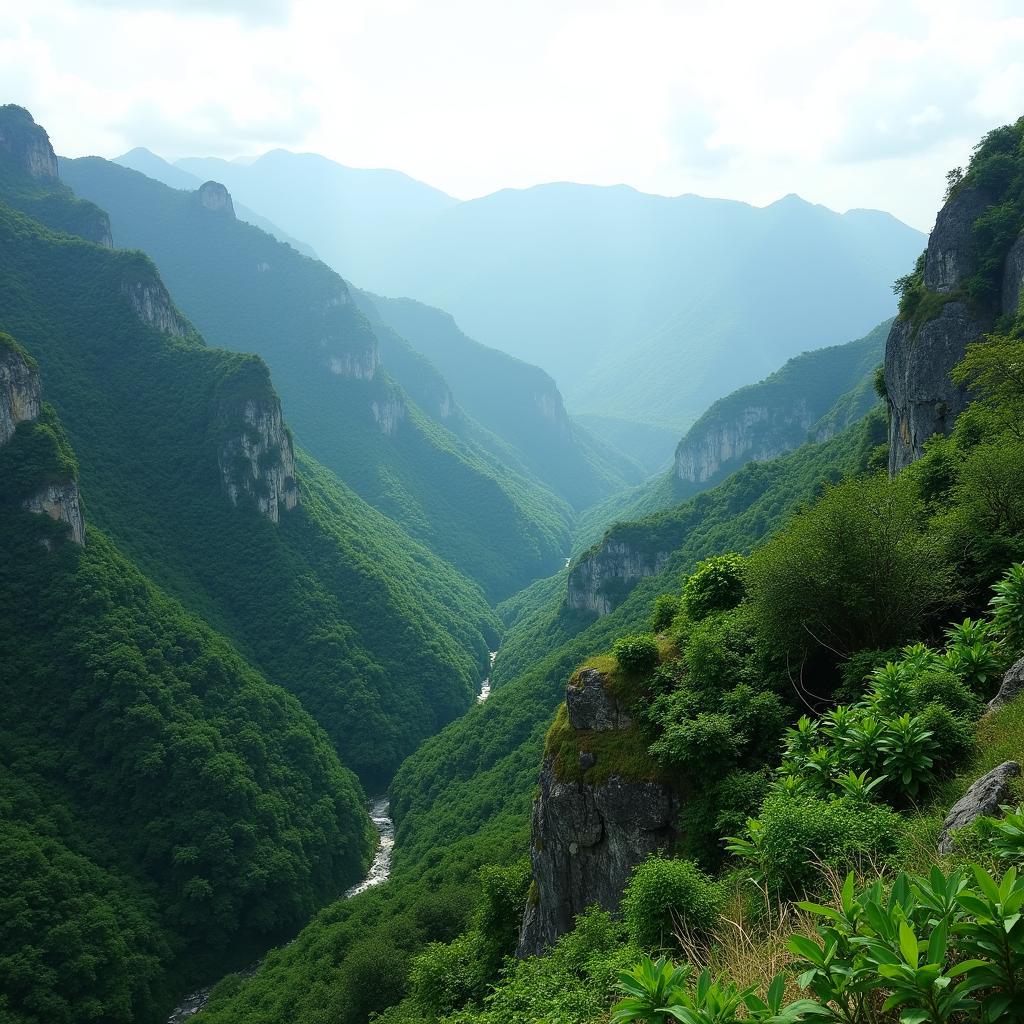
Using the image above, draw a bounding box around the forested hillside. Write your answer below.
[0,332,376,1022]
[195,115,1024,1024]
[59,154,573,600]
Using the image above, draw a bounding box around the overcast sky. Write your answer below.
[2,0,1022,230]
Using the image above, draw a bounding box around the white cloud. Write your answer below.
[0,0,1021,229]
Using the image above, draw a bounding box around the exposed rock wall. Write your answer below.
[371,395,406,436]
[23,480,85,546]
[885,302,980,473]
[675,401,813,484]
[517,670,678,956]
[121,279,191,338]
[0,104,58,181]
[196,180,235,217]
[884,184,1023,473]
[567,541,669,616]
[218,395,300,524]
[0,344,41,445]
[0,340,84,546]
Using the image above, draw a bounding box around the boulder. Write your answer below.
[988,656,1024,713]
[566,668,632,732]
[938,761,1021,853]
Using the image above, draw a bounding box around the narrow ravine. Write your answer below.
[169,650,497,1022]
[167,798,395,1022]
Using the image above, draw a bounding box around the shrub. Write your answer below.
[407,933,483,1017]
[613,634,660,676]
[747,474,952,659]
[728,795,903,894]
[991,562,1024,653]
[916,703,975,776]
[621,856,722,950]
[681,554,746,622]
[910,667,983,719]
[651,594,680,633]
[682,608,756,691]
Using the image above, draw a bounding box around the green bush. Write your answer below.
[621,856,722,950]
[681,554,746,622]
[613,634,660,676]
[747,474,952,659]
[991,562,1024,653]
[729,795,903,894]
[651,594,680,633]
[407,933,484,1018]
[916,703,975,776]
[910,667,983,719]
[682,608,756,690]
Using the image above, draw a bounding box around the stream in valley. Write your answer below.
[168,650,497,1021]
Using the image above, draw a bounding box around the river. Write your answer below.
[167,797,394,1022]
[169,650,497,1022]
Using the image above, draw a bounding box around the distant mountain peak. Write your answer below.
[196,180,235,217]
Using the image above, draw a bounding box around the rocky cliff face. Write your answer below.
[0,340,84,546]
[885,185,1024,473]
[217,393,300,524]
[0,343,41,446]
[371,394,406,436]
[0,104,58,181]
[121,278,191,338]
[675,401,812,484]
[567,541,669,616]
[517,668,678,956]
[196,180,235,217]
[23,480,85,546]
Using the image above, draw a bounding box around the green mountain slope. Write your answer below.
[60,154,571,599]
[0,337,374,1022]
[572,321,889,549]
[357,292,644,508]
[0,109,498,787]
[194,409,886,1024]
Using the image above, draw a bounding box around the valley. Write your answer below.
[5,22,1024,1024]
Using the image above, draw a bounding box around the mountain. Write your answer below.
[354,291,645,508]
[176,149,458,280]
[0,106,501,790]
[60,154,573,599]
[571,319,889,550]
[161,149,923,446]
[0,331,376,1021]
[115,146,319,257]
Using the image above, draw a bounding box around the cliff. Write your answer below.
[517,667,678,955]
[0,335,84,545]
[216,368,300,523]
[674,321,888,490]
[567,540,670,616]
[0,104,112,247]
[885,177,1024,472]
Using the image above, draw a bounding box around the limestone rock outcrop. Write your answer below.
[23,480,85,546]
[218,392,300,524]
[0,343,41,446]
[567,540,669,616]
[0,338,84,546]
[196,181,235,217]
[938,761,1021,853]
[517,670,677,956]
[988,656,1024,713]
[884,183,1024,474]
[121,278,191,337]
[0,104,58,181]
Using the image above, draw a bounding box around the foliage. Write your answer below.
[622,857,723,951]
[653,594,681,632]
[727,795,903,895]
[747,474,953,659]
[991,563,1024,653]
[614,633,662,675]
[681,554,747,622]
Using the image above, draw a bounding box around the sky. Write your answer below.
[1,0,1023,230]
